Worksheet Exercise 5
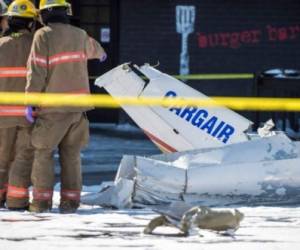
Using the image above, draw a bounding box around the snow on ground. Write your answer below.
[1,125,299,249]
[0,186,300,250]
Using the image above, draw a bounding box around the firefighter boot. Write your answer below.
[0,184,7,208]
[30,187,54,213]
[29,200,52,213]
[0,200,5,208]
[0,190,6,208]
[6,185,30,211]
[59,200,80,214]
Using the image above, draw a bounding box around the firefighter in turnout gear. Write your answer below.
[0,0,37,209]
[27,0,106,213]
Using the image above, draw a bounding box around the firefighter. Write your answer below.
[27,0,106,213]
[0,0,37,209]
[0,1,9,36]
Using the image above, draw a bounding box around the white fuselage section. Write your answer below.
[96,64,252,152]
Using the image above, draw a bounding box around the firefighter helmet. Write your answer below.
[4,0,38,18]
[39,0,69,10]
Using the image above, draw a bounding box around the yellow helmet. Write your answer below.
[4,0,38,18]
[39,0,69,11]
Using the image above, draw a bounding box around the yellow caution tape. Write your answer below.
[173,74,254,80]
[89,73,254,81]
[0,92,299,111]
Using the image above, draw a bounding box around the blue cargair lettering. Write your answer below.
[165,91,235,144]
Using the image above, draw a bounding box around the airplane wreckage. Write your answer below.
[82,63,300,208]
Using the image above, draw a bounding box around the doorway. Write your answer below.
[74,0,120,123]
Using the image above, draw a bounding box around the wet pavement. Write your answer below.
[54,124,160,186]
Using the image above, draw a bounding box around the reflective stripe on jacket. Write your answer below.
[0,67,27,78]
[0,106,28,116]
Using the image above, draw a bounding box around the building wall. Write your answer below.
[119,0,300,98]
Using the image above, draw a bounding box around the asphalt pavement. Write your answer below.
[54,123,160,186]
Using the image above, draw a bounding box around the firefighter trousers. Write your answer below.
[0,126,33,208]
[31,113,89,210]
